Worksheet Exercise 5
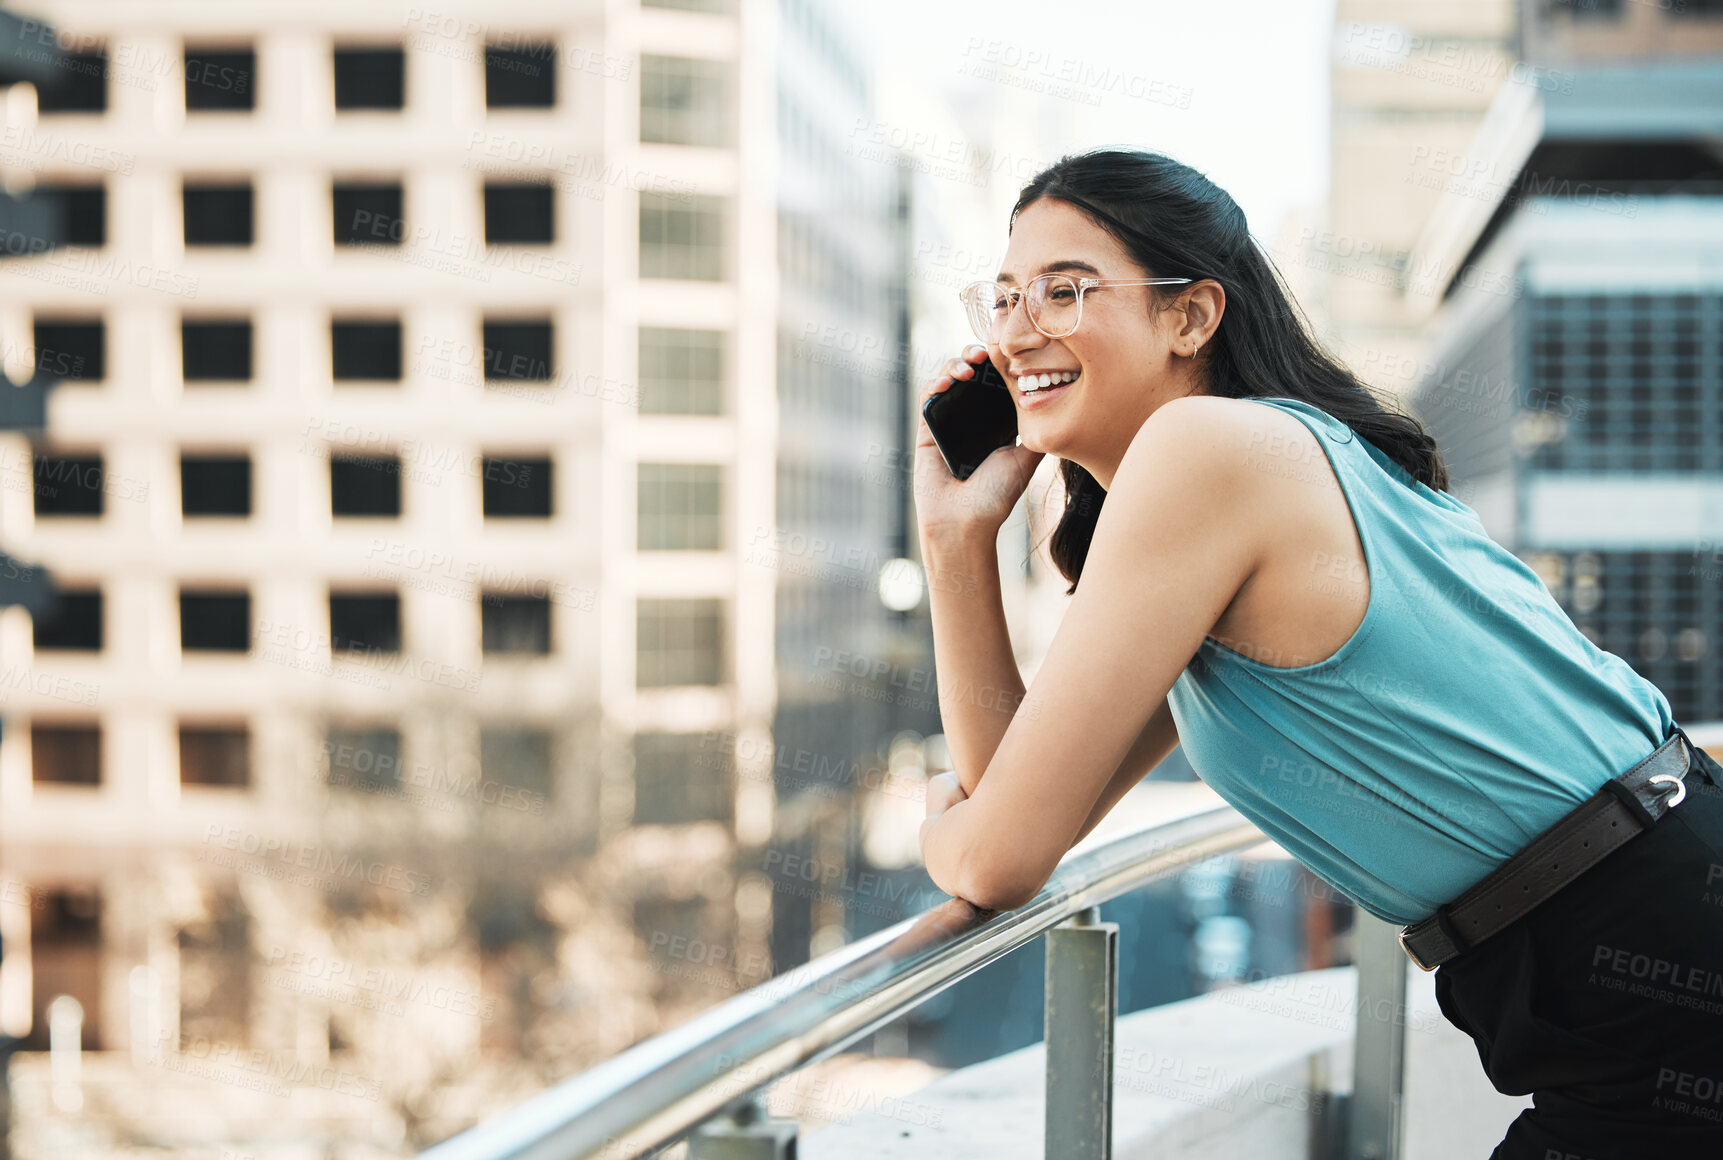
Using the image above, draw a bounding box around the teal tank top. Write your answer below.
[1165,396,1675,926]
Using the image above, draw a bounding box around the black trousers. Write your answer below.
[1433,730,1723,1159]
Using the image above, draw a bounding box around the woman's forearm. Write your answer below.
[921,524,1028,797]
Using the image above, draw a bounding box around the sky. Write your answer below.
[855,0,1339,245]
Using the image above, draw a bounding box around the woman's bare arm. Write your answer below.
[1069,698,1181,846]
[920,524,1028,799]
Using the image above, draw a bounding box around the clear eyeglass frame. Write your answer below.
[958,274,1195,342]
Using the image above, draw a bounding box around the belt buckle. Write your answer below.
[1398,927,1437,972]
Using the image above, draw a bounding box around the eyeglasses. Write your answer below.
[958,273,1194,342]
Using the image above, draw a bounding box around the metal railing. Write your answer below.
[415,802,1411,1160]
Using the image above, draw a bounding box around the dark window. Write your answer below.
[325,726,402,791]
[180,725,249,786]
[632,732,731,824]
[181,454,251,517]
[331,320,402,381]
[184,48,255,111]
[333,47,405,109]
[36,50,108,113]
[180,589,251,652]
[330,455,402,516]
[32,724,101,785]
[482,320,553,381]
[1675,0,1723,12]
[485,44,556,108]
[181,320,252,381]
[25,888,103,1051]
[32,319,104,382]
[484,183,554,244]
[480,727,554,798]
[183,183,254,246]
[329,591,401,653]
[332,182,404,246]
[481,594,551,654]
[32,454,104,516]
[482,455,552,517]
[36,183,105,247]
[33,588,102,651]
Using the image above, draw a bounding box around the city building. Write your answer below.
[0,0,789,1150]
[1404,0,1723,724]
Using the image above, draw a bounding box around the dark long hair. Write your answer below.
[1014,148,1449,593]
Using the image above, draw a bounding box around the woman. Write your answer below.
[912,147,1723,1158]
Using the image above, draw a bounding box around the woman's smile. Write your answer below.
[1014,368,1080,409]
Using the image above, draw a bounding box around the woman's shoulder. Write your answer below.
[1134,394,1339,469]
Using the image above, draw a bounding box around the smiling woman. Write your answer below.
[911,147,1723,1159]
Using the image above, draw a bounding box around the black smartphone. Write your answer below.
[922,357,1018,481]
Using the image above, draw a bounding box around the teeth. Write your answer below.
[1023,371,1077,392]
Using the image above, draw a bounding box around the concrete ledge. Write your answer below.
[803,965,1531,1159]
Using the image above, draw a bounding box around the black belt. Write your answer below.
[1399,729,1701,972]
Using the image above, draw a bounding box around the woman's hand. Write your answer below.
[914,345,1047,543]
[918,770,969,861]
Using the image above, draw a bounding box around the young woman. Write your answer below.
[912,147,1723,1158]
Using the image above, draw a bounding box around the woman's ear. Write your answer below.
[1175,280,1225,357]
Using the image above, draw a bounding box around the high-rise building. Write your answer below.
[1403,2,1723,722]
[0,0,788,1148]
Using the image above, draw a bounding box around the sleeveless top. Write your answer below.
[1165,396,1675,926]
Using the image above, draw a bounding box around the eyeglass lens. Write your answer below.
[967,275,1081,341]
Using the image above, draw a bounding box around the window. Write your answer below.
[483,319,553,381]
[32,454,104,516]
[640,55,729,147]
[325,726,401,791]
[37,50,108,113]
[482,455,553,518]
[329,591,401,653]
[331,319,402,382]
[180,725,249,786]
[333,47,405,109]
[25,889,103,1052]
[636,597,723,686]
[639,192,724,280]
[175,891,250,1048]
[639,327,724,414]
[483,182,554,244]
[32,319,104,383]
[34,588,102,651]
[332,182,404,246]
[330,455,402,516]
[181,454,251,517]
[180,589,250,652]
[480,726,553,798]
[482,595,551,654]
[183,183,254,246]
[36,183,105,247]
[32,723,101,784]
[485,44,556,108]
[638,463,722,549]
[184,48,255,111]
[181,320,252,382]
[632,731,730,824]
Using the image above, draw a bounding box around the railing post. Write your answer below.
[1348,913,1408,1160]
[686,1094,798,1159]
[1045,905,1118,1160]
